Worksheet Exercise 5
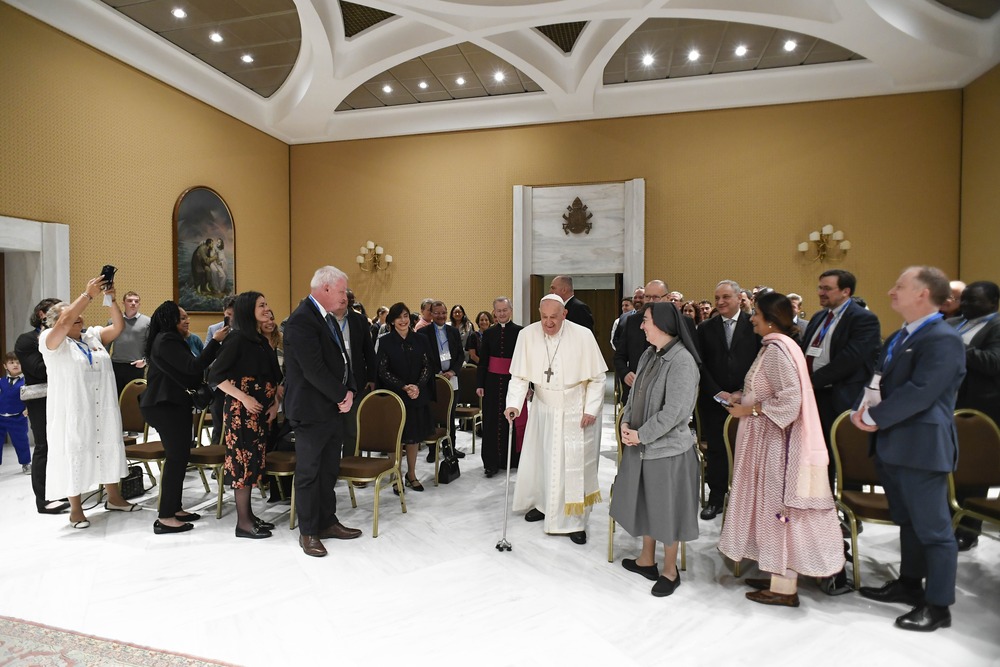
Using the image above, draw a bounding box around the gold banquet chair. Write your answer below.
[693,404,708,507]
[264,448,297,530]
[424,374,456,486]
[719,414,741,576]
[118,379,165,498]
[340,390,407,538]
[830,410,894,590]
[188,410,227,519]
[455,364,483,454]
[950,409,1000,542]
[607,411,686,571]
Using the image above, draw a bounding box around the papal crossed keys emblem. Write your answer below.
[562,197,593,235]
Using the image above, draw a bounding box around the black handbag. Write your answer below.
[151,355,213,411]
[119,465,145,500]
[437,442,461,484]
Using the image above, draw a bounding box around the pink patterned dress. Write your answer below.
[718,339,844,577]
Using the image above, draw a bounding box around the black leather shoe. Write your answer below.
[425,447,436,463]
[153,520,194,534]
[651,572,681,597]
[252,516,276,530]
[818,568,853,596]
[568,531,587,545]
[525,508,545,522]
[700,503,723,520]
[175,512,201,522]
[622,559,659,581]
[859,579,924,606]
[38,500,71,515]
[956,532,979,552]
[895,603,951,632]
[454,449,466,459]
[235,525,272,539]
[484,468,497,478]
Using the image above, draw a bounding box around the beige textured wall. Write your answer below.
[291,92,961,324]
[960,63,1000,284]
[0,4,290,336]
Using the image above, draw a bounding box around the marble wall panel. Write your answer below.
[530,183,625,275]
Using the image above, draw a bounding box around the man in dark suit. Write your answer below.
[853,266,965,632]
[14,297,69,515]
[283,266,363,557]
[615,280,667,405]
[330,296,376,458]
[420,300,466,460]
[697,279,761,520]
[801,269,881,486]
[550,275,594,331]
[947,280,1000,551]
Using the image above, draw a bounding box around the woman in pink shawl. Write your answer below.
[718,292,845,607]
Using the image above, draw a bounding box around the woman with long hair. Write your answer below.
[209,291,283,538]
[141,300,228,534]
[466,310,494,364]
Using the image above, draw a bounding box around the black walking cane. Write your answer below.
[495,417,516,552]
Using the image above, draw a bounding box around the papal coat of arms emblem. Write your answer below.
[562,197,593,235]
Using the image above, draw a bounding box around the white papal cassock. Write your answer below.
[506,319,607,534]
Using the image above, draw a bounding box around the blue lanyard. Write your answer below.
[72,338,94,366]
[956,312,998,334]
[884,313,943,367]
[436,326,448,351]
[816,300,850,343]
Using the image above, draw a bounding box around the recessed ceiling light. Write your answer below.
[456,77,465,85]
[382,84,392,93]
[171,8,187,19]
[418,81,428,89]
[493,71,505,82]
[641,53,654,66]
[735,44,747,57]
[687,49,700,62]
[209,32,223,43]
[784,39,797,51]
[241,54,254,64]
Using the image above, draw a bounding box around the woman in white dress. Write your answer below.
[40,276,137,528]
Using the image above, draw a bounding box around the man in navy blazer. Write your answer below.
[419,300,467,460]
[697,279,761,520]
[801,269,881,485]
[283,266,363,557]
[852,266,965,632]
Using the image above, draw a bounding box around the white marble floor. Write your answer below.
[1,381,998,667]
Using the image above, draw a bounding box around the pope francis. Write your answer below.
[504,294,608,544]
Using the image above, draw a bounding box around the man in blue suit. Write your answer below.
[284,266,363,557]
[852,266,966,632]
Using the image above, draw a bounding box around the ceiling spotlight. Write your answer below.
[241,54,254,64]
[382,84,392,93]
[418,81,428,89]
[456,77,465,85]
[171,8,187,19]
[735,44,747,57]
[687,49,700,62]
[493,71,505,82]
[784,39,797,51]
[209,32,223,43]
[641,53,654,66]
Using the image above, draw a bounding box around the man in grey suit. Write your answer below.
[852,266,965,632]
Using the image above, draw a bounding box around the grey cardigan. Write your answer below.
[621,342,699,460]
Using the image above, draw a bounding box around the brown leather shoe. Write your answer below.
[746,590,799,607]
[299,535,328,557]
[318,522,362,540]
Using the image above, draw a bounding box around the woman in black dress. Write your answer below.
[376,302,433,491]
[209,291,283,538]
[141,300,228,534]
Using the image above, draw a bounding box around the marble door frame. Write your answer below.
[1,215,70,348]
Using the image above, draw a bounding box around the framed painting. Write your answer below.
[173,186,236,313]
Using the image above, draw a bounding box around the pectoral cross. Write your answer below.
[544,367,553,383]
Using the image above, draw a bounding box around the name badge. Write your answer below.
[439,350,452,364]
[806,346,822,357]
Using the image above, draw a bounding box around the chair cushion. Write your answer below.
[965,496,1000,520]
[841,491,892,522]
[341,456,396,479]
[456,406,480,417]
[189,444,225,464]
[125,441,164,458]
[266,451,296,473]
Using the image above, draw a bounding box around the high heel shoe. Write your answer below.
[405,475,424,492]
[235,525,272,539]
[253,516,275,530]
[154,520,194,534]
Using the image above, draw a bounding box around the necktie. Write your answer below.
[325,314,351,385]
[724,318,734,348]
[806,310,836,373]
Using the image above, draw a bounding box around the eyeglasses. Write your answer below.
[817,285,838,292]
[645,294,666,301]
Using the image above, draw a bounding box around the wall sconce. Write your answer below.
[356,240,392,272]
[798,225,851,262]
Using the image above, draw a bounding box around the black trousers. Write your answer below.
[141,403,193,519]
[293,416,344,536]
[481,373,519,471]
[209,389,225,445]
[26,397,50,510]
[699,401,729,506]
[113,362,144,400]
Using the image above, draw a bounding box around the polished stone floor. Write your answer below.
[1,380,997,666]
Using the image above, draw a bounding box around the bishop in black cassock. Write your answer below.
[477,305,524,477]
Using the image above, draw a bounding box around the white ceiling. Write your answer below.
[7,0,1000,144]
